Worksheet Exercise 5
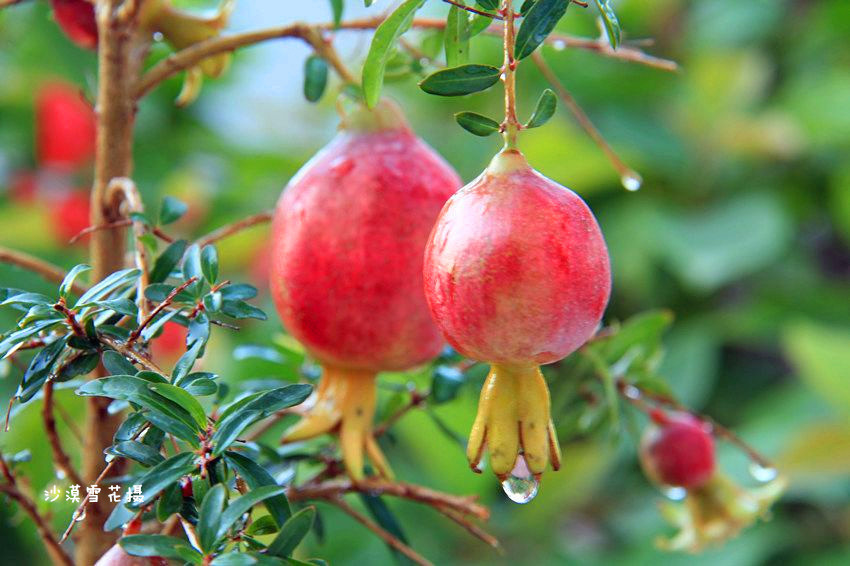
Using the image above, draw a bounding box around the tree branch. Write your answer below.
[0,453,75,566]
[43,379,86,488]
[0,246,86,295]
[331,497,433,566]
[195,210,273,248]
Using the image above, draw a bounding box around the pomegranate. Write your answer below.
[150,321,188,364]
[423,148,611,480]
[49,190,91,245]
[36,82,97,172]
[51,0,97,50]
[271,99,460,480]
[640,411,715,490]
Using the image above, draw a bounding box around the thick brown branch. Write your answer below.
[331,498,432,566]
[0,454,75,566]
[0,246,86,295]
[43,379,86,488]
[195,210,273,248]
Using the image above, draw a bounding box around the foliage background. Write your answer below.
[0,0,849,564]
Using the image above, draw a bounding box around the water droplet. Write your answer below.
[500,72,507,81]
[552,39,566,51]
[55,469,66,480]
[74,509,87,522]
[153,32,164,42]
[749,462,778,483]
[501,455,539,504]
[622,384,641,400]
[620,172,643,192]
[662,486,687,501]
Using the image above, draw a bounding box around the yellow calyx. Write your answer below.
[281,366,393,482]
[467,364,562,479]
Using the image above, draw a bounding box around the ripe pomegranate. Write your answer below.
[8,171,38,203]
[36,82,97,172]
[271,99,460,480]
[150,321,188,364]
[423,148,611,480]
[640,411,716,490]
[49,190,90,245]
[51,0,97,50]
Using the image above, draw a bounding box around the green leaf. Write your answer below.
[515,0,569,60]
[469,14,492,37]
[183,244,203,286]
[159,196,189,225]
[56,352,100,381]
[107,440,165,467]
[76,268,141,307]
[17,337,68,402]
[198,484,228,552]
[246,515,279,536]
[59,264,90,299]
[221,299,267,320]
[1,319,63,359]
[119,534,199,560]
[477,0,500,10]
[267,506,316,557]
[173,340,203,383]
[156,482,183,522]
[212,409,260,453]
[445,5,470,68]
[215,486,288,543]
[454,111,501,136]
[102,350,138,375]
[329,0,343,28]
[593,0,621,49]
[201,245,219,284]
[520,0,537,16]
[149,382,208,429]
[525,88,557,128]
[184,377,218,397]
[419,64,501,96]
[132,452,197,507]
[784,321,850,417]
[219,284,258,301]
[2,292,54,308]
[362,0,426,108]
[150,240,187,284]
[303,55,329,103]
[431,365,466,403]
[223,451,291,525]
[98,298,138,317]
[188,312,211,348]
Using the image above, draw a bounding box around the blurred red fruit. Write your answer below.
[51,0,98,49]
[151,321,188,363]
[8,171,38,203]
[49,190,90,245]
[36,82,97,171]
[640,412,716,490]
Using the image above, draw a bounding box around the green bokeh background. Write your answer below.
[1,0,849,564]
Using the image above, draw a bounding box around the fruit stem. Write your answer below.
[501,0,520,150]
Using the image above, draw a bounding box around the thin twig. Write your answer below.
[531,51,641,185]
[54,400,84,444]
[43,379,86,488]
[0,453,75,566]
[60,457,121,543]
[107,178,151,322]
[443,0,502,19]
[0,246,86,295]
[98,334,169,375]
[70,219,174,245]
[126,276,197,346]
[195,211,273,248]
[434,504,501,550]
[331,497,433,566]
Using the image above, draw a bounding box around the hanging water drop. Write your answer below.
[748,462,778,483]
[74,509,87,522]
[501,455,539,504]
[620,171,643,192]
[55,469,66,480]
[552,39,566,51]
[662,486,687,501]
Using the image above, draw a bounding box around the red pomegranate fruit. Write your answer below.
[36,82,97,172]
[150,320,188,364]
[51,0,97,50]
[423,148,611,480]
[640,411,716,490]
[49,190,91,245]
[271,99,460,480]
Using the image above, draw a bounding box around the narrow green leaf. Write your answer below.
[520,0,537,16]
[359,495,409,560]
[56,352,100,381]
[156,482,183,522]
[76,268,141,307]
[215,486,288,543]
[477,0,500,10]
[132,452,197,507]
[515,0,569,60]
[2,292,54,308]
[329,0,343,28]
[99,298,138,317]
[454,111,501,136]
[469,14,492,37]
[219,283,257,301]
[220,299,267,320]
[119,534,199,560]
[445,5,470,68]
[198,484,228,552]
[593,0,621,49]
[182,244,203,285]
[150,240,187,284]
[267,506,316,557]
[303,55,329,103]
[201,245,219,284]
[107,440,165,467]
[173,340,203,383]
[419,64,501,96]
[159,196,188,225]
[149,383,208,429]
[361,0,426,108]
[17,337,67,402]
[223,451,291,525]
[525,88,557,128]
[59,264,90,299]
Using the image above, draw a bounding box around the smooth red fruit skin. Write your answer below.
[49,190,90,245]
[36,82,97,171]
[51,0,98,49]
[423,150,611,365]
[151,321,188,361]
[270,107,460,371]
[640,412,716,490]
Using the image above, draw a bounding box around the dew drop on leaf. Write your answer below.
[749,462,778,483]
[552,39,566,51]
[621,172,643,192]
[501,455,539,504]
[662,486,687,501]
